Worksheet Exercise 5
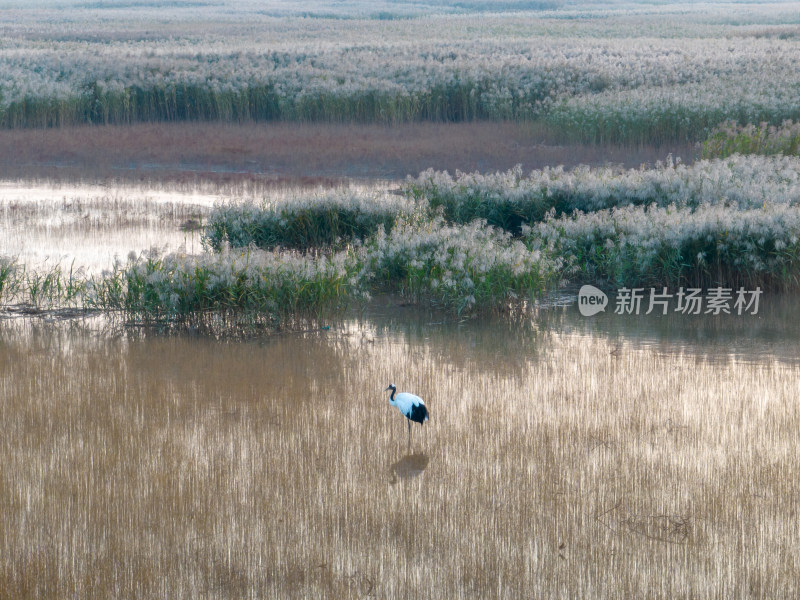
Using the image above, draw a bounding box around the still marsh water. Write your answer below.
[0,181,220,273]
[0,180,388,274]
[2,304,800,598]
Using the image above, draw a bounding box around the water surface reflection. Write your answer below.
[535,291,800,364]
[389,453,430,485]
[2,302,800,598]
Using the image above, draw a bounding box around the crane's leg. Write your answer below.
[407,418,411,451]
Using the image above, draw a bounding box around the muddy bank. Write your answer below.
[0,121,697,185]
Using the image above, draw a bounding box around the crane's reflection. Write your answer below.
[389,453,429,485]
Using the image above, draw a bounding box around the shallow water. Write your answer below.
[0,180,388,274]
[0,181,219,273]
[538,290,800,364]
[1,306,800,598]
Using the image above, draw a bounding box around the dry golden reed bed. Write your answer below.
[0,320,798,598]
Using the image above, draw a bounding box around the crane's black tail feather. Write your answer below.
[408,403,429,424]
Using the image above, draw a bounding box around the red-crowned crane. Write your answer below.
[385,383,429,440]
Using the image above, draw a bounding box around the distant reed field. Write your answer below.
[2,2,800,144]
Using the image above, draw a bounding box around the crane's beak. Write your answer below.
[384,385,391,391]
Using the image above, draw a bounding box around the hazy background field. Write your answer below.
[4,0,796,181]
[5,1,799,129]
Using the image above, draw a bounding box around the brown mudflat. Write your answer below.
[0,121,697,184]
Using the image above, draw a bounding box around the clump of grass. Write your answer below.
[365,216,560,314]
[204,190,415,252]
[0,80,548,129]
[0,259,87,308]
[99,216,561,322]
[405,156,800,235]
[405,165,552,235]
[87,267,126,312]
[702,120,800,159]
[534,202,800,289]
[26,262,87,308]
[110,248,364,325]
[3,6,800,149]
[3,218,560,324]
[0,257,22,304]
[85,216,562,323]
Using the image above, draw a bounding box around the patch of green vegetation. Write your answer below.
[702,120,800,159]
[204,191,412,252]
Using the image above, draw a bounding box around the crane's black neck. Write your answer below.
[388,387,396,400]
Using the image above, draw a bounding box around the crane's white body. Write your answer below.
[385,384,429,435]
[391,392,428,421]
